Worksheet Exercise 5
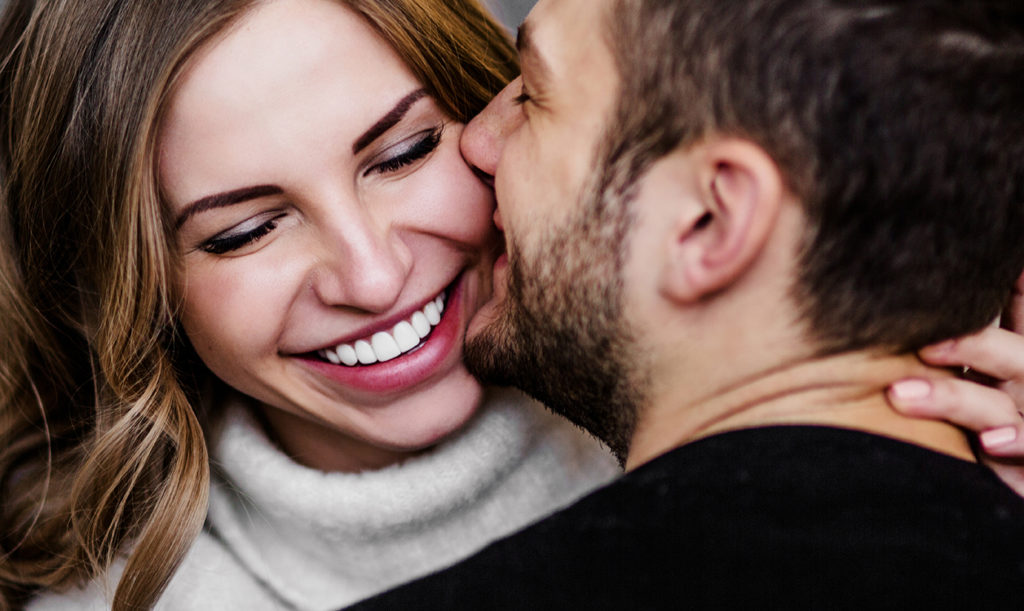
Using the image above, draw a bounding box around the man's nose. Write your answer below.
[460,77,524,180]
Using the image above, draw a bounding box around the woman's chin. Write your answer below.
[371,373,485,452]
[257,371,485,472]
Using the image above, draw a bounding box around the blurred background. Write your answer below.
[0,1,537,31]
[483,0,537,30]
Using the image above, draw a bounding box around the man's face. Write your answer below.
[461,0,644,461]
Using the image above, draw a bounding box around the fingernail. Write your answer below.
[980,426,1018,449]
[889,379,932,402]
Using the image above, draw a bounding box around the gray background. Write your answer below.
[0,2,537,31]
[483,0,537,30]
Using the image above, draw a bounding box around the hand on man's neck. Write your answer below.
[627,351,974,470]
[618,136,983,472]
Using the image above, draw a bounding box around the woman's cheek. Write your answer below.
[179,249,301,367]
[395,128,497,248]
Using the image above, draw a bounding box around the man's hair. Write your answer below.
[603,0,1024,354]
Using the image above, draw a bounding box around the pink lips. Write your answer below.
[297,279,465,395]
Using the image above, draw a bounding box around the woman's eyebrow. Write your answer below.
[352,88,428,154]
[175,89,429,229]
[175,184,283,229]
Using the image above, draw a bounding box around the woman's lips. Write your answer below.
[297,278,466,395]
[317,290,448,366]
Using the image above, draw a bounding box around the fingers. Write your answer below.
[918,327,1024,384]
[1008,270,1024,333]
[888,377,1024,457]
[895,276,1024,464]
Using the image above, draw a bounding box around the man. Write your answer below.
[351,0,1024,607]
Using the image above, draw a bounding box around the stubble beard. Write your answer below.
[464,181,644,465]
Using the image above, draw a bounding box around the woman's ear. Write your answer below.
[661,138,785,304]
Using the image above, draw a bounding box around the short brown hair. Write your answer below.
[602,0,1024,354]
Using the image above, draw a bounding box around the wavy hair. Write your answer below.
[0,1,516,609]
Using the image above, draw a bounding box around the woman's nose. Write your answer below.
[311,215,413,313]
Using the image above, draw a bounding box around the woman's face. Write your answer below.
[160,0,498,471]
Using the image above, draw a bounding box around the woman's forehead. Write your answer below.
[158,0,421,207]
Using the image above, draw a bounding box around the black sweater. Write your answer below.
[348,426,1024,609]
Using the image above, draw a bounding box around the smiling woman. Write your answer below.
[161,0,503,474]
[0,1,616,609]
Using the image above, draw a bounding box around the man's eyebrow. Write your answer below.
[175,184,283,229]
[515,21,551,84]
[352,88,428,155]
[516,21,532,55]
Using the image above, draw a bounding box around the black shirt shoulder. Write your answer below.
[347,426,1024,610]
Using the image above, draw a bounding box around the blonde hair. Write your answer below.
[0,1,516,609]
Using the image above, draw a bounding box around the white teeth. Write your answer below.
[337,344,359,366]
[371,332,401,362]
[354,340,377,365]
[424,302,441,325]
[393,321,420,352]
[410,312,431,338]
[320,290,448,367]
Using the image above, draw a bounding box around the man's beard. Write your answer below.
[464,180,644,465]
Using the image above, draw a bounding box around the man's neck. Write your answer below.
[626,351,974,470]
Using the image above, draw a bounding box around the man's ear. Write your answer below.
[661,139,785,303]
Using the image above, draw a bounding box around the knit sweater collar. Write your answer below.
[206,388,616,610]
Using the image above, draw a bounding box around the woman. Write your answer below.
[0,1,616,609]
[1,0,1022,610]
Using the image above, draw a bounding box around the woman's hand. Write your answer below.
[888,272,1024,495]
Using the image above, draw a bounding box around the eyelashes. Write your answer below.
[365,126,443,176]
[512,79,533,106]
[200,212,285,255]
[198,126,446,255]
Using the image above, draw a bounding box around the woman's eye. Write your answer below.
[366,127,443,176]
[200,213,286,255]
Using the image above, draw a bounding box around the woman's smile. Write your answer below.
[159,0,498,469]
[311,281,451,366]
[297,273,468,395]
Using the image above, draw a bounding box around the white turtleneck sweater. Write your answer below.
[28,388,618,610]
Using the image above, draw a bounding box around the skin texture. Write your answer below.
[462,0,641,461]
[461,0,1024,483]
[889,272,1024,494]
[160,0,498,472]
